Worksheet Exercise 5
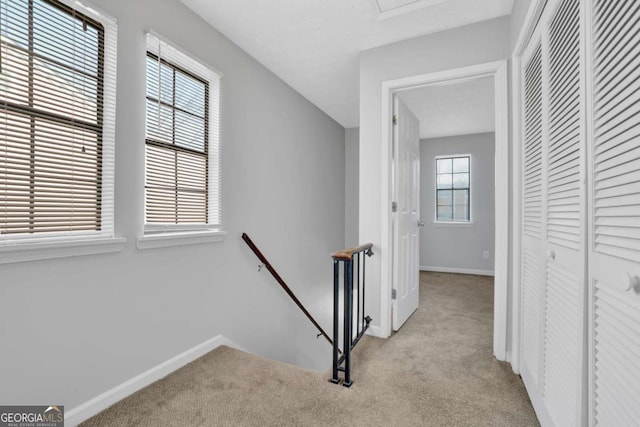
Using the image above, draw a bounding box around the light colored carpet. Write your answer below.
[82,272,538,426]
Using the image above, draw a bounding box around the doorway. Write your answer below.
[380,60,510,360]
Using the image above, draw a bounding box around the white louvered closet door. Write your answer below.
[520,0,588,425]
[520,28,546,394]
[541,0,587,426]
[589,0,640,425]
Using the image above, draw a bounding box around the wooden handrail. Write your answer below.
[331,243,374,261]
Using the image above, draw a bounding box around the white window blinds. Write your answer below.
[0,0,117,241]
[145,33,221,229]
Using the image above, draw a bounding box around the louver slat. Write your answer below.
[524,44,543,238]
[547,0,581,250]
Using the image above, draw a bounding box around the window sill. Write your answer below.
[433,221,475,227]
[136,229,226,250]
[0,236,127,265]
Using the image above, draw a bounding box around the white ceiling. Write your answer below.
[179,0,514,128]
[397,77,495,140]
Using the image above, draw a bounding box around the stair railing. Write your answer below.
[330,243,374,387]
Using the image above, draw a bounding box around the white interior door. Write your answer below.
[589,0,640,425]
[392,95,420,331]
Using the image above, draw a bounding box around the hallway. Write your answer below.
[83,272,538,426]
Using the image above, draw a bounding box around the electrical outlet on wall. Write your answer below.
[483,250,490,260]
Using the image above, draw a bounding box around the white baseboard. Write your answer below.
[365,324,387,338]
[65,335,242,427]
[420,265,495,277]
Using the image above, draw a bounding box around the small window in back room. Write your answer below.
[436,156,470,222]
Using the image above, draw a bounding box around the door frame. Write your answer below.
[380,60,510,360]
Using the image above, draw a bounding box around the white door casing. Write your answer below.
[392,96,420,331]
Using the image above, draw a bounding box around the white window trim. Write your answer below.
[433,221,475,227]
[0,0,121,264]
[141,31,224,248]
[0,236,126,265]
[136,229,226,250]
[434,154,472,223]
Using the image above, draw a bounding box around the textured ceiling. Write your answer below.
[398,77,495,140]
[180,0,513,128]
[375,0,447,13]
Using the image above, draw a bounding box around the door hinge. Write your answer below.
[391,289,397,300]
[391,201,398,212]
[392,115,397,125]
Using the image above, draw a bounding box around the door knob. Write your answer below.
[627,274,640,294]
[418,220,425,227]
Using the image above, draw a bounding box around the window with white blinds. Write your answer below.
[0,0,116,241]
[145,33,221,230]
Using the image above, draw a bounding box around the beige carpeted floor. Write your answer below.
[82,272,539,426]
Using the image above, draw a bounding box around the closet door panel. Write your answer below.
[591,0,640,425]
[521,35,546,390]
[542,0,586,425]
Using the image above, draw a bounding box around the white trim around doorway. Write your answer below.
[379,60,510,361]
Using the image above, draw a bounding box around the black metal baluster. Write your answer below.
[330,259,340,384]
[343,259,353,387]
[356,252,360,337]
[362,250,366,330]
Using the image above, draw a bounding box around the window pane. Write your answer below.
[453,157,469,173]
[175,70,206,117]
[33,0,100,76]
[437,190,452,206]
[453,204,469,221]
[33,58,99,124]
[437,205,452,221]
[437,174,452,189]
[1,0,29,49]
[174,111,205,152]
[1,45,30,105]
[146,57,173,104]
[453,173,469,189]
[145,101,173,143]
[453,189,468,205]
[437,158,452,174]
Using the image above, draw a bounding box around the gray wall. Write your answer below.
[420,133,495,274]
[0,0,345,410]
[358,16,511,336]
[511,0,534,51]
[345,128,359,248]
